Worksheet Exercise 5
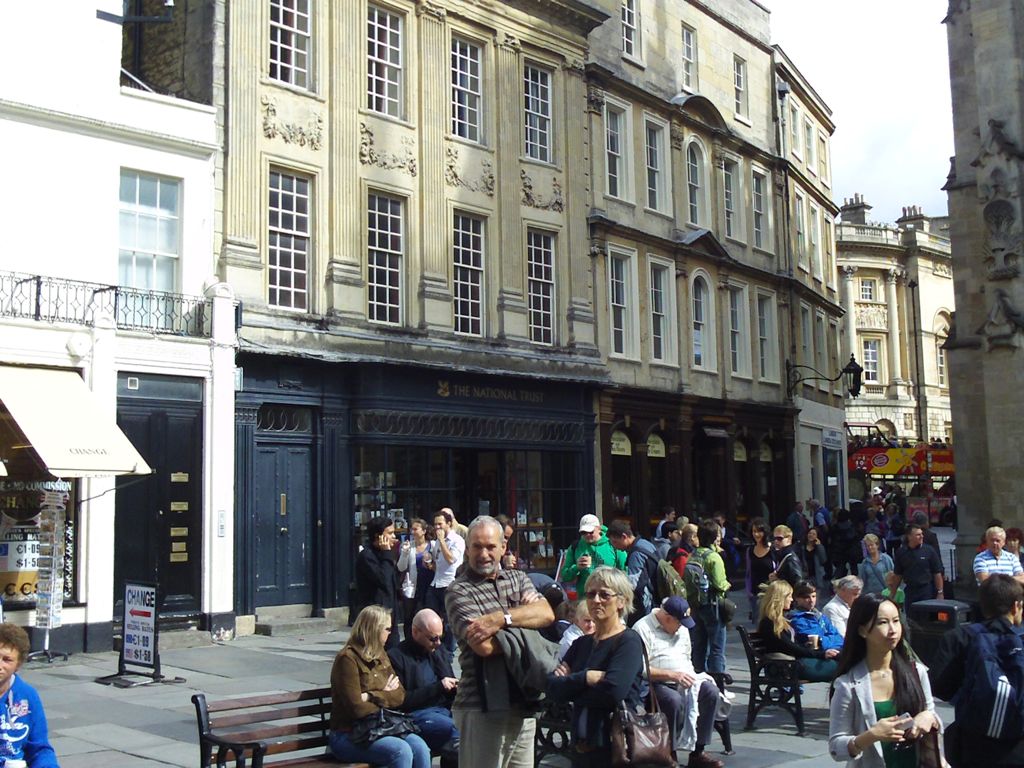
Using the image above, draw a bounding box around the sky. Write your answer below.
[764,0,954,224]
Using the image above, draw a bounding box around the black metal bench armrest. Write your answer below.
[199,733,270,768]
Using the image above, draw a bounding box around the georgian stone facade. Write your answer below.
[944,0,1024,586]
[836,197,954,455]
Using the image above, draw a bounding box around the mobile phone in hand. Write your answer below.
[896,712,915,731]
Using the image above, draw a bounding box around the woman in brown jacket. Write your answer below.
[329,605,431,768]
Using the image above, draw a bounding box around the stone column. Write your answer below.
[327,0,366,318]
[563,59,595,351]
[416,2,451,330]
[495,33,526,339]
[841,265,858,361]
[886,269,904,387]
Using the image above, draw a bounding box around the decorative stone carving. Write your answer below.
[981,198,1022,279]
[415,0,446,20]
[586,86,605,114]
[562,58,586,77]
[499,33,521,53]
[855,303,889,330]
[359,124,417,176]
[670,125,684,150]
[588,239,606,259]
[886,267,905,284]
[521,170,563,212]
[979,288,1024,349]
[444,146,494,196]
[932,262,953,278]
[840,265,858,280]
[972,119,1024,168]
[260,97,323,150]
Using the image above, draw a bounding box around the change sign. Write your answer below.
[123,582,157,668]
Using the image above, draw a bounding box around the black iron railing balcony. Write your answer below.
[0,271,212,338]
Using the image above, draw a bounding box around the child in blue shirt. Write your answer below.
[0,623,58,767]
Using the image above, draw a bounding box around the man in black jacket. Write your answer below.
[388,608,459,754]
[929,574,1024,767]
[768,524,805,587]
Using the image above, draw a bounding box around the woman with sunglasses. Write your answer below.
[828,594,941,767]
[548,566,645,768]
[329,605,431,768]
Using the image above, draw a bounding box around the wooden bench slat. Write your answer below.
[206,688,332,712]
[263,735,329,755]
[211,702,330,729]
[221,720,326,743]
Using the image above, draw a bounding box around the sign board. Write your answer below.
[646,434,666,458]
[822,428,845,451]
[34,499,65,630]
[0,480,73,605]
[733,442,748,462]
[610,430,632,456]
[122,581,157,669]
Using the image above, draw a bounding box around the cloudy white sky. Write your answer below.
[764,0,954,224]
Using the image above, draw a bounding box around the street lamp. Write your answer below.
[786,354,864,398]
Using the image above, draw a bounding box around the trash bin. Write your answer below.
[906,599,972,667]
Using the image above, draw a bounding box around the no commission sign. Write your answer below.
[123,582,157,669]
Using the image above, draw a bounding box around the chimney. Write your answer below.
[896,204,928,232]
[840,193,872,225]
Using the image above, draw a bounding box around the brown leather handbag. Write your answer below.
[610,644,675,767]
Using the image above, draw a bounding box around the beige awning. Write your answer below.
[0,365,151,477]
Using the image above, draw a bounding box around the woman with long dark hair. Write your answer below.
[828,593,941,767]
[745,518,773,622]
[356,515,401,649]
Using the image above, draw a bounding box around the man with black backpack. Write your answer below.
[607,520,659,626]
[929,573,1024,767]
[683,520,731,675]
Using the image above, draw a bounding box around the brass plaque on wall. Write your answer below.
[169,552,188,563]
[170,502,189,512]
[170,473,189,483]
[171,542,187,552]
[169,527,188,537]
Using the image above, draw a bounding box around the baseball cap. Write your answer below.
[661,596,697,629]
[578,514,601,533]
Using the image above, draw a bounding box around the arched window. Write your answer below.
[692,276,707,367]
[686,143,704,225]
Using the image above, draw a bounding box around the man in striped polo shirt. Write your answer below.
[974,526,1024,585]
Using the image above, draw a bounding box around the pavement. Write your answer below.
[31,563,959,768]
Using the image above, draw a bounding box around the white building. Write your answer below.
[0,0,235,651]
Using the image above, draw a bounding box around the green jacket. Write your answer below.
[560,526,627,594]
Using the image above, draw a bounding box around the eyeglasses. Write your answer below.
[773,536,787,541]
[585,589,618,602]
[427,634,443,643]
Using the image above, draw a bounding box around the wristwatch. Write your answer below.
[503,612,513,627]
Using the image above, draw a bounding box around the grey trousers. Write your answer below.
[453,709,536,768]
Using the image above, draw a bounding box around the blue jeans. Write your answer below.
[328,730,431,768]
[410,706,458,750]
[691,604,726,674]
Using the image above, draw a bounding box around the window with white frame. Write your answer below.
[818,135,829,180]
[649,259,675,363]
[804,120,816,170]
[756,293,777,380]
[681,25,697,90]
[645,120,666,211]
[686,142,705,226]
[605,103,630,199]
[621,0,640,58]
[728,286,749,375]
[815,313,827,376]
[608,249,637,357]
[692,275,714,369]
[830,321,841,393]
[270,0,311,89]
[724,159,739,239]
[809,203,821,278]
[795,194,807,267]
[800,305,811,365]
[367,5,402,117]
[451,37,482,143]
[367,192,403,324]
[863,338,880,382]
[936,324,949,387]
[527,229,555,344]
[860,278,876,302]
[452,212,484,336]
[733,56,747,117]
[752,170,768,249]
[790,105,800,156]
[524,64,552,162]
[823,217,834,283]
[268,169,310,311]
[119,170,180,295]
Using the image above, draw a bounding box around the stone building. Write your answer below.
[944,1,1024,582]
[585,1,845,530]
[837,196,954,461]
[0,0,237,650]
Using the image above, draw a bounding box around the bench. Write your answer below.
[736,626,806,734]
[191,687,368,768]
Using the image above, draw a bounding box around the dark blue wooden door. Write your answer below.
[254,444,313,607]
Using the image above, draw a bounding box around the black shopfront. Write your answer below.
[234,355,595,617]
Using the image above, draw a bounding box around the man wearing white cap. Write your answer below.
[558,514,627,596]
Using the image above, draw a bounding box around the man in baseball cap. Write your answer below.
[633,596,726,768]
[558,514,626,596]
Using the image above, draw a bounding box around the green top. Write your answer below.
[685,547,731,604]
[873,698,916,768]
[882,586,906,607]
[559,526,628,594]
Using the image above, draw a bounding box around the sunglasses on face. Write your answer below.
[585,589,618,602]
[773,536,787,541]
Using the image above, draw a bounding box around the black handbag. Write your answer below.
[349,707,419,747]
[610,644,674,768]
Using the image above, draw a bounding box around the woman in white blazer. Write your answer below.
[828,593,941,767]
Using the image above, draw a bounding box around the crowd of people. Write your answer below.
[330,502,1024,768]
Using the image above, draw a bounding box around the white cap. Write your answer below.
[578,514,600,533]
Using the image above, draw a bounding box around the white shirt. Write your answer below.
[633,611,695,675]
[430,532,465,588]
[822,595,850,638]
[558,624,584,661]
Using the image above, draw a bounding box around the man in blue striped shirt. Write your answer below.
[974,526,1024,585]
